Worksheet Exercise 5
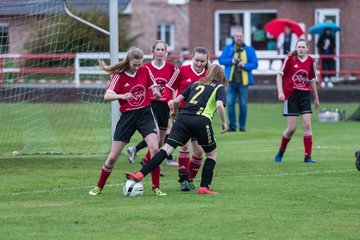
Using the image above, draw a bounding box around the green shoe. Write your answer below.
[89,186,102,196]
[189,181,196,190]
[180,180,191,191]
[153,188,166,196]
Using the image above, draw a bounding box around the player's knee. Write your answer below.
[303,122,311,132]
[287,126,296,136]
[148,145,159,154]
[205,151,217,160]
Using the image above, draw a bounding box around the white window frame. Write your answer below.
[214,9,277,56]
[157,23,175,51]
[314,8,340,73]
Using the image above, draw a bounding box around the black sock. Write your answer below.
[135,140,147,152]
[200,158,216,188]
[178,172,189,183]
[140,149,167,176]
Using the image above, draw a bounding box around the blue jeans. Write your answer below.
[227,82,249,130]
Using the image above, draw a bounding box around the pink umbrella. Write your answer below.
[264,18,304,38]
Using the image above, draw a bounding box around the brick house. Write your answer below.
[0,0,131,53]
[128,0,189,52]
[0,0,189,54]
[188,0,360,73]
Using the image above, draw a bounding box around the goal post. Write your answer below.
[0,0,130,156]
[108,0,120,140]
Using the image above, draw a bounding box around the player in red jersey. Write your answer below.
[274,38,320,163]
[126,41,176,195]
[89,47,162,196]
[166,47,209,191]
[125,64,228,194]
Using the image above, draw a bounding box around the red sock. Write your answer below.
[178,151,190,173]
[97,164,113,189]
[189,155,203,181]
[151,166,161,190]
[144,150,160,190]
[279,135,291,153]
[142,150,151,164]
[303,135,312,158]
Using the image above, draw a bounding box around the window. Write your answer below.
[0,23,9,54]
[218,13,244,53]
[157,23,175,51]
[251,13,277,51]
[215,10,277,55]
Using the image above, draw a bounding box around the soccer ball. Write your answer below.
[123,179,144,197]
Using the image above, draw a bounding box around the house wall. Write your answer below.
[189,0,359,60]
[130,0,189,52]
[0,16,36,53]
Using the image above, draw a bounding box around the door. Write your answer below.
[315,9,340,76]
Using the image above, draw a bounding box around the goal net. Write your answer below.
[0,0,131,156]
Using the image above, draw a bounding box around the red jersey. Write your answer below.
[143,61,175,102]
[279,55,317,99]
[166,64,206,108]
[107,66,157,112]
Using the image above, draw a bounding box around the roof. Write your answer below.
[0,0,131,15]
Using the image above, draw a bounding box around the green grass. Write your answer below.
[0,102,111,155]
[0,103,360,239]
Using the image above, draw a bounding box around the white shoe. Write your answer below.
[127,146,137,163]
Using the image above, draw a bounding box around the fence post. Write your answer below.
[0,57,3,87]
[74,53,80,88]
[318,54,323,89]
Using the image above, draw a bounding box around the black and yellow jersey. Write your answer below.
[179,81,226,121]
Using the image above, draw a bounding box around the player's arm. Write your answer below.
[276,73,285,101]
[104,90,132,101]
[146,67,160,100]
[216,100,227,134]
[171,94,185,119]
[150,86,160,100]
[308,59,319,109]
[309,81,320,110]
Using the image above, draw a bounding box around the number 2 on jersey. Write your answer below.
[189,85,205,104]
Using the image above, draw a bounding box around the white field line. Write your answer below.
[0,169,354,197]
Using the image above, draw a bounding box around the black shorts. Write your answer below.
[166,114,216,153]
[284,89,312,116]
[113,106,157,143]
[151,101,169,131]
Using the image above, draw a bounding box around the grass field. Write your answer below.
[1,103,360,240]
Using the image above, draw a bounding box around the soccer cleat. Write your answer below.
[166,159,179,166]
[180,180,191,191]
[189,181,196,190]
[127,146,137,163]
[89,186,102,196]
[153,188,167,196]
[197,187,218,195]
[304,157,316,163]
[274,152,283,163]
[125,172,144,182]
[355,151,360,171]
[160,170,164,177]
